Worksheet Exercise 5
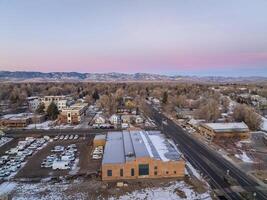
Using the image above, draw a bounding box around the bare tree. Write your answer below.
[195,99,221,122]
[233,104,262,130]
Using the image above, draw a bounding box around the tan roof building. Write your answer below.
[102,130,185,181]
[199,122,250,141]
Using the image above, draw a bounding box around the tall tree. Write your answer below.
[92,89,100,102]
[233,104,262,130]
[162,91,168,104]
[47,102,59,120]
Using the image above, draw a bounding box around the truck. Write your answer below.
[52,160,70,170]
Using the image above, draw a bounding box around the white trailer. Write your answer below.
[52,160,70,170]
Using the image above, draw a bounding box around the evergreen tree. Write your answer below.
[92,89,100,101]
[47,102,59,120]
[162,91,168,104]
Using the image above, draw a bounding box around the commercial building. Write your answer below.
[102,130,185,181]
[198,122,250,141]
[0,113,45,128]
[58,102,88,124]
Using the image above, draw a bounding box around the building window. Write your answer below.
[131,168,134,176]
[138,164,149,176]
[107,170,112,177]
[154,171,157,176]
[166,171,169,175]
[174,171,176,174]
[68,113,71,117]
[120,169,123,177]
[154,166,157,170]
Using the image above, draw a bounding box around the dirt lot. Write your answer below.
[15,135,101,179]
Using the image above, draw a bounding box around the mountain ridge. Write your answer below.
[0,70,266,83]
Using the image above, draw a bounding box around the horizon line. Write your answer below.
[0,69,267,78]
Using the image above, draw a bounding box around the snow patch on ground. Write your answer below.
[235,140,251,148]
[235,152,254,163]
[26,121,54,130]
[69,158,80,175]
[110,181,211,200]
[0,182,17,196]
[9,180,211,200]
[261,117,267,132]
[186,162,202,180]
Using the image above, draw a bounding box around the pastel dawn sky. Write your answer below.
[0,0,267,76]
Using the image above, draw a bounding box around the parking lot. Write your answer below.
[14,134,101,180]
[0,136,48,181]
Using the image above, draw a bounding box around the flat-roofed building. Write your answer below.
[93,134,106,147]
[102,130,185,181]
[199,122,250,141]
[58,102,88,124]
[40,95,70,111]
[0,113,45,128]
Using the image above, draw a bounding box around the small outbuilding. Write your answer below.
[93,134,106,147]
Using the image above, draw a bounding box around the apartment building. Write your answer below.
[40,96,69,111]
[58,102,88,124]
[102,130,185,181]
[27,96,42,112]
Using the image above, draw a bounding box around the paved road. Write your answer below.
[148,106,267,200]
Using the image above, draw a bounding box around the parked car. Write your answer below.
[69,135,74,140]
[92,154,102,159]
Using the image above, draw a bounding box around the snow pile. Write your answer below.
[236,140,251,148]
[110,181,211,200]
[235,152,254,163]
[26,121,53,130]
[0,182,17,196]
[186,162,202,180]
[69,158,80,175]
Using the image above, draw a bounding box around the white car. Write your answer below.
[92,154,102,159]
[64,135,69,140]
[74,135,79,140]
[59,135,64,140]
[69,135,74,140]
[51,146,64,152]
